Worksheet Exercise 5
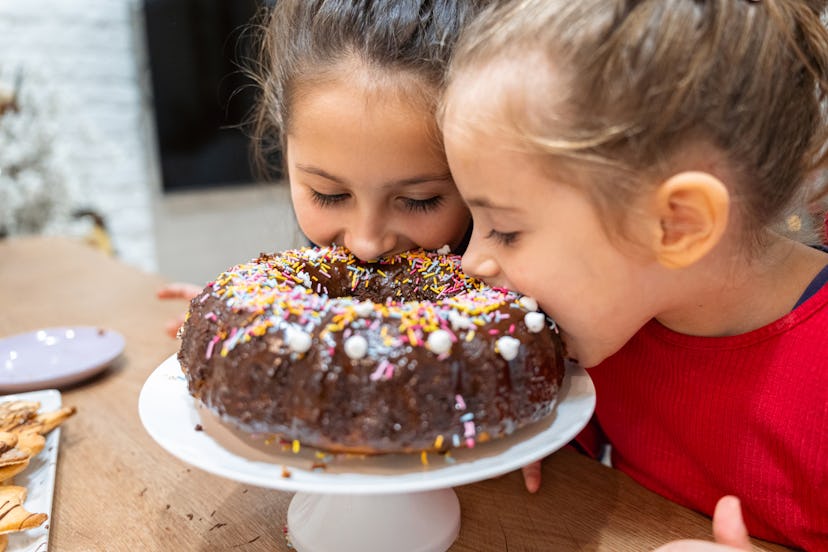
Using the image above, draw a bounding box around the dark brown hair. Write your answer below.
[249,0,487,179]
[445,0,828,245]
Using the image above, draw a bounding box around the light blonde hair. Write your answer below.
[445,0,828,245]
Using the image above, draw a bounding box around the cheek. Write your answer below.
[416,204,470,247]
[291,193,336,245]
[504,256,564,314]
[509,272,546,305]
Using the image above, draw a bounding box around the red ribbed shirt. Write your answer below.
[577,282,828,550]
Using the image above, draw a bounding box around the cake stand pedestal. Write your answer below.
[139,355,595,552]
[288,490,459,552]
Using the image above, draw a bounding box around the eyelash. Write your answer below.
[309,190,444,213]
[486,229,519,246]
[402,196,444,213]
[310,190,348,207]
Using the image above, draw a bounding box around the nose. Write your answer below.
[461,233,502,284]
[344,211,397,262]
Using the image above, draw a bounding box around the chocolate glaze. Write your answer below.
[179,246,565,454]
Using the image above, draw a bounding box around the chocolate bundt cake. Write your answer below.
[178,246,566,455]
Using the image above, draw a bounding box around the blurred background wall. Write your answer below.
[0,1,301,284]
[0,0,158,272]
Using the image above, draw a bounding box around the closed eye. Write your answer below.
[401,196,444,213]
[486,229,519,246]
[310,189,349,207]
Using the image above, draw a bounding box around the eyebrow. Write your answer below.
[465,197,517,211]
[295,164,452,187]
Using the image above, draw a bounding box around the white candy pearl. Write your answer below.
[344,335,368,360]
[496,336,521,361]
[427,329,453,355]
[448,310,474,331]
[524,311,546,333]
[287,328,313,353]
[436,244,451,255]
[518,296,539,312]
[353,301,374,317]
[297,271,312,288]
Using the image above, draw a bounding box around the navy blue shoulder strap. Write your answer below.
[793,245,828,309]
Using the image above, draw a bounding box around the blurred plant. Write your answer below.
[0,67,74,238]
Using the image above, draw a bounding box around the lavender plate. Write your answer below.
[0,327,124,392]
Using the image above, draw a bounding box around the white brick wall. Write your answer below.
[0,0,159,272]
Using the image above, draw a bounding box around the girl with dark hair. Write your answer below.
[160,0,485,336]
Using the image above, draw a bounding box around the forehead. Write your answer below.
[443,65,511,135]
[443,53,569,143]
[285,69,453,184]
[290,77,441,152]
[293,56,436,121]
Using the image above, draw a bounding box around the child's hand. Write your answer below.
[521,460,542,493]
[652,496,751,551]
[157,282,203,300]
[157,283,202,339]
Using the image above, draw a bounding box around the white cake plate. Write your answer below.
[139,355,595,552]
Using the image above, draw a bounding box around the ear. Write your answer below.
[648,171,729,269]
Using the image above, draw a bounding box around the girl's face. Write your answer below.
[285,76,470,261]
[443,125,660,368]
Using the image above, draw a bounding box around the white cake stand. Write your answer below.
[139,355,595,552]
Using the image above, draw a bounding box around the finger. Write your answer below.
[712,496,751,550]
[157,283,202,300]
[156,283,200,299]
[165,317,184,339]
[521,461,542,494]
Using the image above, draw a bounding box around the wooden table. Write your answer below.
[0,236,791,551]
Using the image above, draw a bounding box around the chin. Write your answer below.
[573,347,614,369]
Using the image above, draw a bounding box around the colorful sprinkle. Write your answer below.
[455,394,466,410]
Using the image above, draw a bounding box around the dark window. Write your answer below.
[143,0,269,190]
